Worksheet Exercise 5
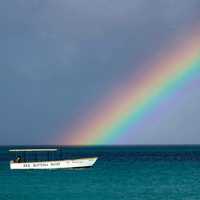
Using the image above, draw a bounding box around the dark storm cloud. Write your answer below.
[0,0,199,144]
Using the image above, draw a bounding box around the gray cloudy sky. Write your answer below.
[0,0,200,145]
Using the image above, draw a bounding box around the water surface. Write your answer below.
[1,146,200,200]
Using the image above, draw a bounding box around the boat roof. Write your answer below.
[9,148,58,152]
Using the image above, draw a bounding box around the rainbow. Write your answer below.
[58,27,200,145]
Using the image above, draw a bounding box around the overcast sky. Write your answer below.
[0,0,200,145]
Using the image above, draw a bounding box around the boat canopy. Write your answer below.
[9,149,58,152]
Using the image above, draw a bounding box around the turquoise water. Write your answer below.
[1,146,200,200]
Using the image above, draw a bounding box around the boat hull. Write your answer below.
[10,157,98,170]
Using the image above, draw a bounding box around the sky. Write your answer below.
[0,0,200,145]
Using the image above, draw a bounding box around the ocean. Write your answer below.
[1,145,200,200]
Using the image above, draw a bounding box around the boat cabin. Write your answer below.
[9,148,60,163]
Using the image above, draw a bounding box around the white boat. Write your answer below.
[9,149,98,170]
